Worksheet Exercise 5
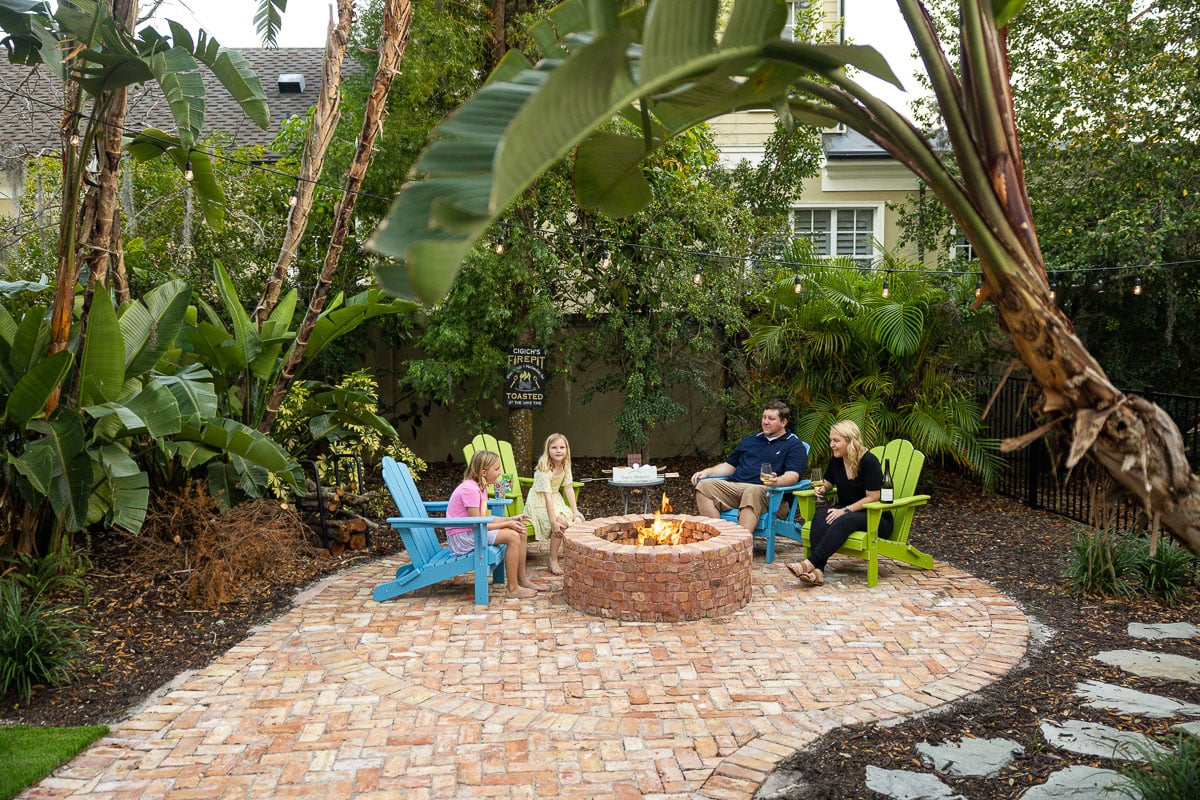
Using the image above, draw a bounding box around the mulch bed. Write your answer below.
[5,457,1197,800]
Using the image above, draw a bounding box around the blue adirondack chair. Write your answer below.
[373,457,511,605]
[702,441,811,563]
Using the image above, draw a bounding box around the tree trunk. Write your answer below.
[258,0,414,433]
[488,0,506,72]
[252,0,354,326]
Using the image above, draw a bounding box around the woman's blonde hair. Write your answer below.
[831,420,867,474]
[464,449,501,485]
[535,433,573,479]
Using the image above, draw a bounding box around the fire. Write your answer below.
[637,493,683,546]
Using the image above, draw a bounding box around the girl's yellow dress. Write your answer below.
[524,467,573,541]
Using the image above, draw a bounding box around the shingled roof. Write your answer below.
[0,48,333,160]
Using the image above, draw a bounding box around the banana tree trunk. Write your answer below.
[258,0,413,433]
[252,0,354,326]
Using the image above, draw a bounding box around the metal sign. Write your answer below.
[505,347,546,408]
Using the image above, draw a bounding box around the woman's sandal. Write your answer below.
[785,561,813,580]
[798,568,824,586]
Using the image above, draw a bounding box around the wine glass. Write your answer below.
[759,462,775,484]
[810,468,825,503]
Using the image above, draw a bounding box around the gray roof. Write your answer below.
[0,48,332,160]
[822,127,893,159]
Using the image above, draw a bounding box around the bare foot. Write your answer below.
[520,580,549,592]
[507,586,537,599]
[548,561,563,576]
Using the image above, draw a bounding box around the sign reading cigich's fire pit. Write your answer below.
[562,496,752,622]
[504,347,545,408]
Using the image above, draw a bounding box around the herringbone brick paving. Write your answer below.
[24,548,1028,799]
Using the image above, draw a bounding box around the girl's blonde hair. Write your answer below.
[464,449,501,485]
[535,433,573,479]
[831,420,867,475]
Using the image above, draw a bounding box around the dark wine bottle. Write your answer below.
[880,458,894,503]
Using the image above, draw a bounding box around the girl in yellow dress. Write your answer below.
[525,433,584,575]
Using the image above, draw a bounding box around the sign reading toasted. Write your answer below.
[505,347,546,408]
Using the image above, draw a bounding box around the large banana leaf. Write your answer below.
[85,380,183,439]
[179,418,305,492]
[7,304,50,379]
[305,289,416,364]
[367,0,900,304]
[88,443,149,532]
[125,130,226,230]
[3,349,71,428]
[78,284,125,407]
[119,279,191,375]
[211,259,265,375]
[153,364,219,423]
[18,412,90,533]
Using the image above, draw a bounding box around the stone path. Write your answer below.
[23,551,1028,799]
[859,620,1200,800]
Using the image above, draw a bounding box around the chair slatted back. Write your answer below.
[381,457,442,565]
[869,440,925,545]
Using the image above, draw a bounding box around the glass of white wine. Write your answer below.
[760,463,775,483]
[811,468,825,504]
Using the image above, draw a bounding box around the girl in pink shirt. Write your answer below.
[447,450,542,599]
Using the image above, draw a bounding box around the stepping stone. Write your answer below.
[1018,765,1132,800]
[1075,679,1200,718]
[754,769,806,799]
[1040,719,1169,761]
[1128,621,1198,640]
[864,766,966,800]
[1094,649,1200,685]
[1174,720,1200,737]
[917,736,1024,777]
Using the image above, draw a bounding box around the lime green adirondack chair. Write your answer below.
[793,439,934,587]
[462,434,584,539]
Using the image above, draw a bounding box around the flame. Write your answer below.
[637,494,683,546]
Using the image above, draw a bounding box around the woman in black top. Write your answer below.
[787,420,893,586]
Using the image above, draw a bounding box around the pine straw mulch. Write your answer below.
[4,458,1198,800]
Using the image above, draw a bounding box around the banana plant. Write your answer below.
[365,0,1200,558]
[174,261,410,500]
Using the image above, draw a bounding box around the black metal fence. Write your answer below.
[970,375,1200,530]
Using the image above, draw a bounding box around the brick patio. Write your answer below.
[25,547,1029,799]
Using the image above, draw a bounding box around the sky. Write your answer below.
[148,0,925,113]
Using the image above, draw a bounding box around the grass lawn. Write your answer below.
[0,724,108,800]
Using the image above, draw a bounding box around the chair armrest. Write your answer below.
[863,494,930,512]
[422,501,450,512]
[387,515,493,527]
[487,497,513,514]
[518,476,534,489]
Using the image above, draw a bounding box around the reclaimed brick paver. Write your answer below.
[24,554,1028,799]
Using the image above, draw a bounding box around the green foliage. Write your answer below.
[2,538,90,604]
[0,580,84,703]
[269,369,424,498]
[745,245,1004,484]
[1119,732,1200,800]
[0,724,109,800]
[1134,536,1198,606]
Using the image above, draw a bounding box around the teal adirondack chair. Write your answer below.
[702,440,812,563]
[793,439,934,587]
[462,433,584,538]
[373,457,511,605]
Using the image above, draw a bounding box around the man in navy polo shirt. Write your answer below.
[689,400,808,532]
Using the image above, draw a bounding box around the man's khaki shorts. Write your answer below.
[696,480,769,517]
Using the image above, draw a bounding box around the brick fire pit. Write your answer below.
[562,515,752,622]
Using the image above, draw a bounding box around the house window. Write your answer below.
[952,231,977,261]
[793,207,877,268]
[782,1,812,42]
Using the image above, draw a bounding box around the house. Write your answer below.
[708,0,924,267]
[0,48,331,218]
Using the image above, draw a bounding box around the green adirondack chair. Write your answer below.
[793,439,934,587]
[461,434,584,538]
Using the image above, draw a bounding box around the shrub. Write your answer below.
[0,581,84,702]
[4,538,91,603]
[1134,536,1198,606]
[1119,731,1200,800]
[1065,527,1140,597]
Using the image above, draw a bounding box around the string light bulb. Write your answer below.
[1133,276,1143,296]
[974,276,983,300]
[288,186,299,207]
[183,152,194,182]
[494,234,505,254]
[693,265,702,286]
[1049,281,1057,303]
[69,125,80,147]
[793,275,802,294]
[881,273,890,298]
[598,249,612,268]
